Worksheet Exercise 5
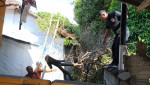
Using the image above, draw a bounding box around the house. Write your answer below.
[0,0,65,81]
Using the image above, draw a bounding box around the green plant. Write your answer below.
[108,0,150,56]
[74,0,112,51]
[64,37,80,46]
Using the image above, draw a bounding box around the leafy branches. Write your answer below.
[74,0,111,51]
[36,12,81,46]
[109,0,150,56]
[127,5,150,55]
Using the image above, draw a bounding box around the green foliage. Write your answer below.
[36,12,81,46]
[108,0,121,12]
[64,37,80,46]
[36,12,51,32]
[109,0,150,56]
[64,37,74,46]
[127,5,150,56]
[74,0,111,51]
[88,20,105,35]
[65,24,81,38]
[36,12,70,32]
[74,0,105,26]
[74,0,111,28]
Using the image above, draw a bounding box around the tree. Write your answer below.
[108,0,121,12]
[127,5,150,56]
[73,0,112,83]
[74,0,112,51]
[36,12,71,33]
[36,12,80,46]
[108,0,150,56]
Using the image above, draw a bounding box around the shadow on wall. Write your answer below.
[0,35,41,77]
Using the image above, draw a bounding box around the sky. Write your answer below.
[17,0,76,24]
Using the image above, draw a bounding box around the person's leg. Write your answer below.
[114,36,120,65]
[110,36,117,65]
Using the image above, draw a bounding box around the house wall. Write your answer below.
[0,7,65,81]
[0,35,41,76]
[3,8,43,44]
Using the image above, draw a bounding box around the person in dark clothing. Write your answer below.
[99,10,129,66]
[25,66,40,79]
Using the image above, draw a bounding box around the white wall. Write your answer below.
[3,8,41,44]
[0,36,41,76]
[1,7,65,81]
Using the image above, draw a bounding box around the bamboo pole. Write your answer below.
[41,18,60,79]
[39,14,53,60]
[35,14,53,79]
[49,18,60,52]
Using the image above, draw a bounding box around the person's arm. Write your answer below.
[34,68,43,73]
[46,69,57,72]
[102,28,110,45]
[127,6,129,18]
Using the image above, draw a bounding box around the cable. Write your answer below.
[0,0,5,7]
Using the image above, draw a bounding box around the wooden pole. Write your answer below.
[41,18,60,79]
[39,14,53,59]
[49,18,60,51]
[136,0,150,12]
[0,0,6,48]
[35,14,53,77]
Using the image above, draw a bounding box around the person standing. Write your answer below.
[99,10,130,66]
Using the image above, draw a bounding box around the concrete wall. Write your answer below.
[104,70,128,85]
[123,42,150,85]
[104,42,150,85]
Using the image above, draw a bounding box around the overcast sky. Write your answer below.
[17,0,76,24]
